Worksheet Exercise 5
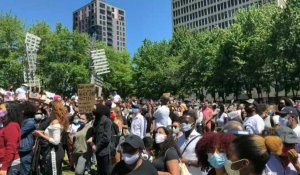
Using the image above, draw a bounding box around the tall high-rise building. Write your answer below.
[172,0,286,32]
[73,0,126,51]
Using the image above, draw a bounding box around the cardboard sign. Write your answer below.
[228,110,241,120]
[78,84,96,113]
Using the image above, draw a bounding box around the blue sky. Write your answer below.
[0,0,172,56]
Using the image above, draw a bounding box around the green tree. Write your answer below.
[99,43,133,97]
[133,39,184,98]
[28,23,90,95]
[0,13,25,88]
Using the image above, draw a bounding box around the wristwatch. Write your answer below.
[188,161,192,167]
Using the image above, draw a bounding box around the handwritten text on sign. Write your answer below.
[78,84,95,113]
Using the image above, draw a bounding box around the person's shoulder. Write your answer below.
[111,161,127,174]
[166,147,179,158]
[7,122,20,128]
[24,118,36,125]
[141,160,158,172]
[3,122,20,133]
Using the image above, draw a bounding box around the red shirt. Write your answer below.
[202,107,213,130]
[0,122,21,171]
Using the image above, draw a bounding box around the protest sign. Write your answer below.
[78,84,95,113]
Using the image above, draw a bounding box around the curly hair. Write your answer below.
[154,127,181,157]
[52,101,69,131]
[196,132,236,171]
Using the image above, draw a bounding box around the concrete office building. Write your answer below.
[172,0,286,31]
[73,0,126,51]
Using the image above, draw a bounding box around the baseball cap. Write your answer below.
[277,106,299,117]
[276,126,299,144]
[245,99,259,106]
[132,104,142,109]
[122,135,145,149]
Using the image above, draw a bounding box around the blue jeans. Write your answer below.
[20,151,32,175]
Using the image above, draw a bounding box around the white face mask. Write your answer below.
[122,153,140,165]
[224,158,246,175]
[155,133,166,144]
[181,123,193,132]
[35,114,45,120]
[173,127,180,134]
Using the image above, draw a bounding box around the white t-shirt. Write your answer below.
[177,130,207,175]
[293,125,300,139]
[293,125,300,153]
[131,113,146,139]
[216,113,228,127]
[15,87,27,101]
[243,114,265,134]
[153,105,171,129]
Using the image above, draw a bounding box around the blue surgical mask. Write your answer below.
[73,119,79,124]
[268,111,273,116]
[207,153,226,168]
[122,153,140,165]
[132,108,139,113]
[173,127,180,134]
[181,123,193,132]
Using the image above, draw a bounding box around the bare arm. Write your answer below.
[166,159,180,175]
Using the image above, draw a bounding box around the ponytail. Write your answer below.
[264,136,283,156]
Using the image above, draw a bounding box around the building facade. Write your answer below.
[73,0,126,51]
[172,0,286,31]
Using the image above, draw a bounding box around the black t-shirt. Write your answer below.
[152,147,179,172]
[111,159,158,175]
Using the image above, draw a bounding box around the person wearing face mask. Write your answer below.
[72,113,93,175]
[0,102,23,175]
[90,104,113,175]
[196,132,236,175]
[177,110,205,175]
[111,135,158,175]
[265,127,300,175]
[172,120,182,140]
[130,104,147,139]
[225,135,275,175]
[19,101,37,175]
[152,127,180,175]
[69,115,82,136]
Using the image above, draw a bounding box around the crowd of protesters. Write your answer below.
[1,84,300,175]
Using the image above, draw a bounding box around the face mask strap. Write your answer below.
[231,159,248,170]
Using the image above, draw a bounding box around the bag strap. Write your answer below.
[181,135,200,156]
